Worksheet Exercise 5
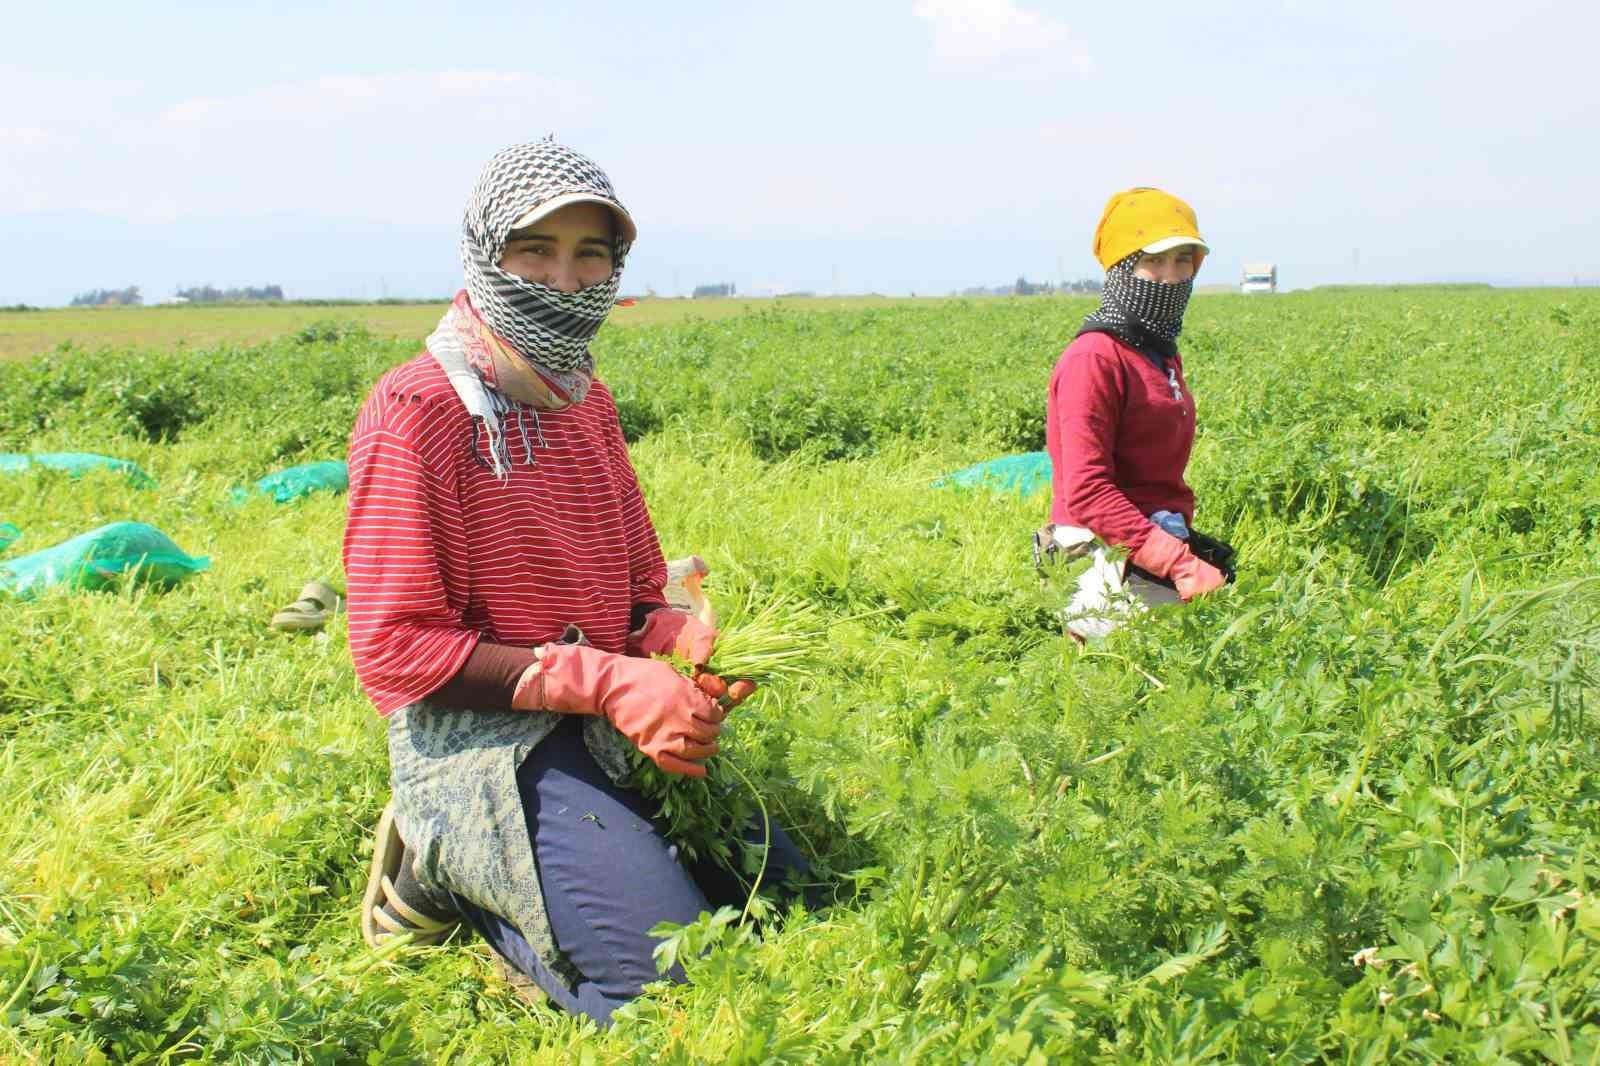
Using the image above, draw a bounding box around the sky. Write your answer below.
[3,0,1598,305]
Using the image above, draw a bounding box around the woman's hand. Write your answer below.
[513,643,724,777]
[625,608,718,669]
[1130,527,1227,602]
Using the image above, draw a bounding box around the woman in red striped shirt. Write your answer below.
[345,139,811,1024]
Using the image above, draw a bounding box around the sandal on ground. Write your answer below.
[360,802,460,949]
[271,580,343,632]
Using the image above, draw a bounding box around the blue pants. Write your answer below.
[450,716,813,1025]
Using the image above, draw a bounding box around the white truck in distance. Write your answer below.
[1241,263,1278,294]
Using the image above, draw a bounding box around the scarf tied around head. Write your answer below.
[429,138,635,477]
[1078,187,1206,361]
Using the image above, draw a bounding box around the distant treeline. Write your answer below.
[259,297,447,307]
[176,285,285,303]
[71,286,142,307]
[158,296,446,308]
[961,277,1103,297]
[55,291,450,310]
[1312,283,1494,293]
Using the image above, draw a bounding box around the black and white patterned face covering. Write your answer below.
[461,138,632,373]
[1079,252,1193,361]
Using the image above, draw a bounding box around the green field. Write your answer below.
[0,296,935,362]
[0,290,1597,1062]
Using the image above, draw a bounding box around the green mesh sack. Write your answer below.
[233,460,349,504]
[0,521,209,598]
[0,452,155,488]
[934,451,1053,497]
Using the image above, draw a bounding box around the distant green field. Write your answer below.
[0,296,943,361]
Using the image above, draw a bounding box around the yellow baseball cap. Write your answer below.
[1092,187,1208,271]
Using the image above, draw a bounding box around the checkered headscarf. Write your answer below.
[1079,252,1193,361]
[461,138,632,373]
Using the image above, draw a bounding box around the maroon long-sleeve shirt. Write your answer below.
[1046,332,1196,553]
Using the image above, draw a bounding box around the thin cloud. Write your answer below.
[159,71,570,129]
[1039,120,1135,147]
[912,0,1091,73]
[0,126,54,148]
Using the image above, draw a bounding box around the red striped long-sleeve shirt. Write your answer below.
[343,352,667,715]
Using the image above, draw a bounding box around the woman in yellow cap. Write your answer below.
[1044,187,1231,639]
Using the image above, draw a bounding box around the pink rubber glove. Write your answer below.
[1130,526,1227,602]
[512,643,723,777]
[625,608,718,668]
